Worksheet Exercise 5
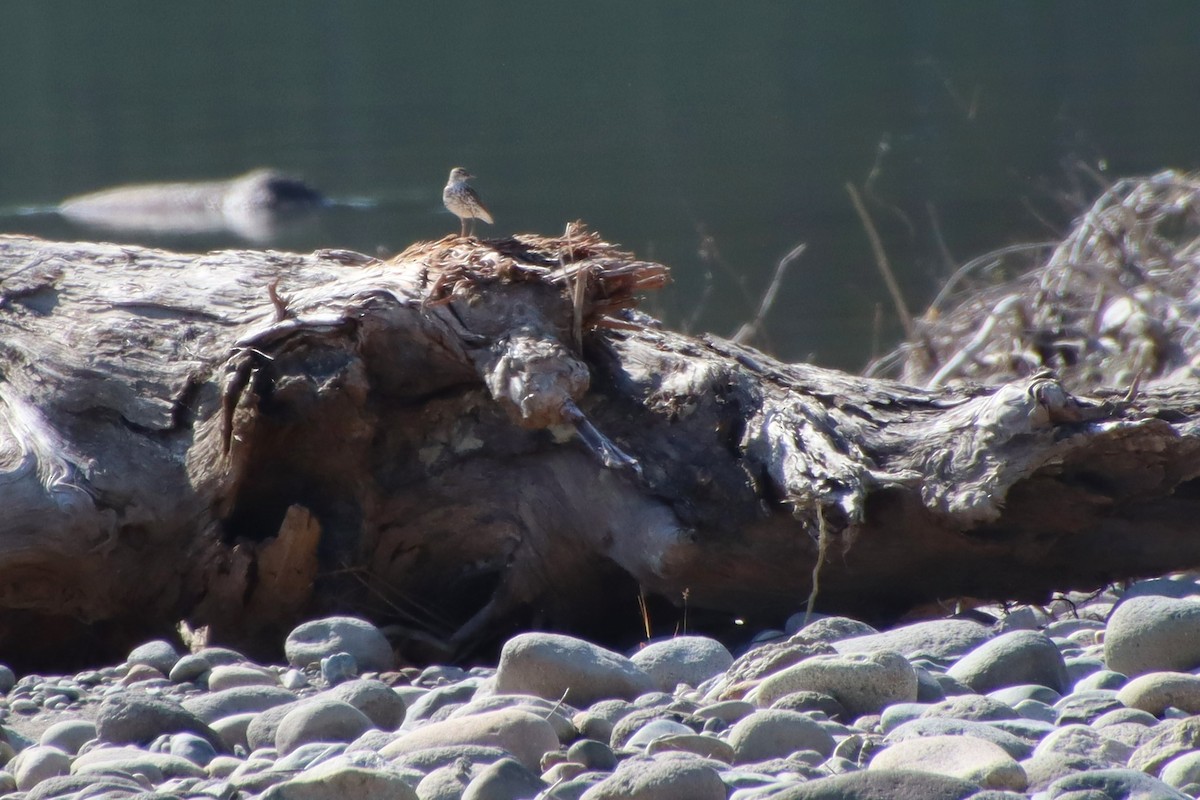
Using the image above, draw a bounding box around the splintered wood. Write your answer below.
[393,222,670,329]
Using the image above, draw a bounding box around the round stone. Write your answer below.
[1030,724,1133,767]
[0,664,15,693]
[759,769,979,799]
[494,632,655,706]
[946,630,1068,694]
[321,652,359,686]
[790,615,879,642]
[1116,671,1200,715]
[1105,596,1200,676]
[1161,751,1200,791]
[168,654,212,684]
[1045,767,1190,799]
[285,616,394,673]
[206,664,279,691]
[96,692,224,752]
[168,732,217,766]
[868,735,1027,791]
[885,717,1033,760]
[263,761,419,799]
[568,738,618,771]
[462,756,546,800]
[750,650,917,717]
[624,718,693,750]
[127,639,181,674]
[274,699,373,756]
[379,708,559,772]
[578,754,725,800]
[181,684,298,723]
[39,719,97,754]
[728,709,835,763]
[11,745,71,791]
[629,636,733,692]
[832,619,992,661]
[325,678,406,731]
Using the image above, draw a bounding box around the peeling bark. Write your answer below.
[1,230,1199,669]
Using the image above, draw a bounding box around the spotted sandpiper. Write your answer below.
[442,167,493,237]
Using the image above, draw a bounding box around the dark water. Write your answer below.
[3,2,1199,368]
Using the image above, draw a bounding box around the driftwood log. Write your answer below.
[2,226,1200,670]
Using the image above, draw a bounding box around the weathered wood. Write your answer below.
[2,230,1199,668]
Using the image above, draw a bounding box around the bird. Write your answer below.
[442,167,493,238]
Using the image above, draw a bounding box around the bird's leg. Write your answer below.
[468,217,476,238]
[460,218,468,237]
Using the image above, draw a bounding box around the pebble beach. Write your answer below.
[6,576,1200,800]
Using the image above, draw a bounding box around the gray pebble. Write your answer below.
[1105,596,1200,676]
[259,761,418,800]
[1161,751,1200,792]
[38,719,97,754]
[885,717,1032,759]
[610,707,692,750]
[280,669,309,690]
[913,666,947,703]
[1045,767,1190,799]
[462,756,545,800]
[947,630,1069,694]
[1091,706,1157,727]
[182,684,299,723]
[987,684,1061,707]
[751,651,918,717]
[403,679,482,725]
[868,735,1026,792]
[495,633,655,707]
[96,692,225,752]
[1052,690,1123,725]
[11,745,70,791]
[195,646,250,666]
[168,653,212,684]
[324,678,406,730]
[1126,715,1200,775]
[168,731,217,766]
[920,695,1017,721]
[275,699,373,756]
[833,618,992,661]
[1020,752,1109,793]
[321,652,359,685]
[568,738,618,771]
[210,711,257,752]
[419,665,469,686]
[624,718,694,750]
[1012,699,1057,724]
[630,636,733,692]
[417,757,475,800]
[768,691,846,721]
[1117,670,1200,715]
[789,615,878,641]
[285,616,393,673]
[127,639,182,675]
[728,709,835,763]
[388,744,510,773]
[24,773,148,800]
[579,754,725,800]
[207,664,279,691]
[759,768,979,799]
[1030,724,1132,766]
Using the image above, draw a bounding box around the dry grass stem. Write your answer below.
[871,170,1200,390]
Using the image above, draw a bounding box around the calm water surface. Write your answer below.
[3,2,1199,368]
